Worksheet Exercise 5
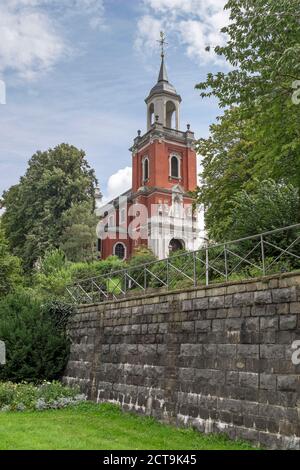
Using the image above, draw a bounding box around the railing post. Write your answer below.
[91,279,94,302]
[205,245,209,286]
[224,244,228,281]
[193,251,197,287]
[166,258,169,290]
[261,234,265,275]
[124,271,127,297]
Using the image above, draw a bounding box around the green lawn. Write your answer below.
[0,402,253,450]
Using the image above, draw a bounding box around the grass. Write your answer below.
[0,402,254,450]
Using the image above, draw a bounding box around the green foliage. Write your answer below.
[33,249,72,299]
[0,224,22,297]
[195,107,256,240]
[197,0,300,107]
[226,180,299,240]
[31,248,125,301]
[59,201,98,262]
[1,144,97,270]
[196,1,300,237]
[70,256,124,282]
[0,291,73,382]
[128,246,156,267]
[127,246,157,288]
[0,381,84,412]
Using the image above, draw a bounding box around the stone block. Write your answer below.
[195,320,211,332]
[279,315,297,330]
[182,300,193,311]
[239,372,259,389]
[290,302,300,314]
[180,321,195,333]
[272,287,297,303]
[254,291,272,304]
[237,345,259,359]
[233,292,254,307]
[260,373,276,390]
[209,296,225,309]
[260,317,278,330]
[192,298,209,310]
[277,375,299,392]
[260,345,286,360]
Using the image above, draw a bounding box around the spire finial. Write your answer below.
[157,31,168,58]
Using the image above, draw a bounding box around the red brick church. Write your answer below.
[96,35,200,261]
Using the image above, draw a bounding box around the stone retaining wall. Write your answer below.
[63,273,300,449]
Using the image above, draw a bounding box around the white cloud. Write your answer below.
[135,0,229,66]
[0,3,66,80]
[135,15,163,54]
[105,167,132,203]
[145,0,226,15]
[0,0,106,80]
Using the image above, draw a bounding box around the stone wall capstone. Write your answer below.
[63,272,300,449]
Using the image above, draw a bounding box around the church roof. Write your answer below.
[158,55,168,82]
[146,55,180,102]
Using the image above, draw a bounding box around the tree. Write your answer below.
[59,201,98,262]
[197,1,300,107]
[196,1,300,236]
[0,223,22,296]
[1,144,97,270]
[196,107,256,240]
[0,291,73,382]
[224,180,299,241]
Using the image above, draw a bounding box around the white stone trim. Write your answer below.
[108,214,114,227]
[119,208,126,224]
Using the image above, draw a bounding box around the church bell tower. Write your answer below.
[130,32,199,259]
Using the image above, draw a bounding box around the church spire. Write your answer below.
[145,31,181,130]
[158,55,168,83]
[157,31,168,82]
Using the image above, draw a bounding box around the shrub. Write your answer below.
[33,249,72,299]
[32,250,125,301]
[70,256,124,282]
[0,381,85,412]
[225,179,299,241]
[0,291,73,382]
[127,246,157,289]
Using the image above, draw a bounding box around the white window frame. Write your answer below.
[120,208,126,224]
[108,214,114,227]
[113,242,126,261]
[169,154,181,179]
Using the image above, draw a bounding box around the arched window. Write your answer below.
[142,157,149,182]
[170,155,179,178]
[114,242,126,260]
[148,103,154,127]
[169,238,185,253]
[166,101,176,128]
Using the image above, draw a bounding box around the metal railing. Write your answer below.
[66,224,300,305]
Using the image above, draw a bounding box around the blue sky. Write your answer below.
[0,0,228,202]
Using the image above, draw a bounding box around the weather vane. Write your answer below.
[157,31,168,58]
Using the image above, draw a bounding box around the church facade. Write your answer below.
[97,42,200,261]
